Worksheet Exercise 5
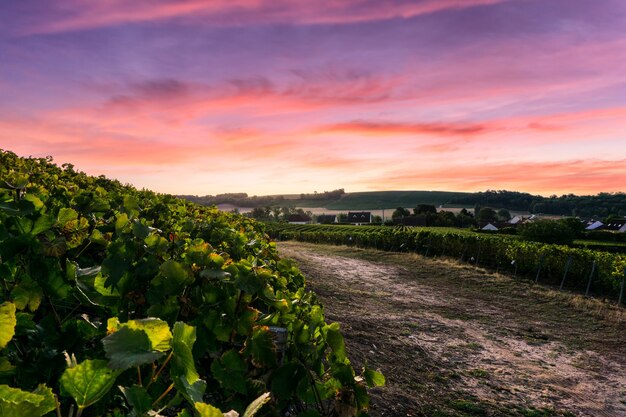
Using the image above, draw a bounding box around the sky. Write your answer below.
[1,0,625,197]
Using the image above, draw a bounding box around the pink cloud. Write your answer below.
[19,0,510,35]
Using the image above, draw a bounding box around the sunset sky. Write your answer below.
[1,0,625,196]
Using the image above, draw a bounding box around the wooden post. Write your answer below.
[460,244,467,262]
[535,254,545,283]
[585,260,596,297]
[559,255,573,290]
[617,268,626,306]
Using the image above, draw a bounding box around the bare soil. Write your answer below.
[277,242,626,417]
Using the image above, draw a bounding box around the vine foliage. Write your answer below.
[0,150,383,417]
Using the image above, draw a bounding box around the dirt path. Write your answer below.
[278,242,626,417]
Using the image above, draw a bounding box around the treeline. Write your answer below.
[449,190,626,218]
[299,188,345,200]
[180,192,285,207]
[180,188,345,208]
[392,205,478,228]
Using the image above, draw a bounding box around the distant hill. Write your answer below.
[181,189,626,218]
[323,191,471,209]
[180,190,471,210]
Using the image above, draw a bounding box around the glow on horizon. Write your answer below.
[1,0,626,197]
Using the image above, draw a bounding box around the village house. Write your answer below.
[347,211,371,224]
[601,218,626,233]
[288,214,312,224]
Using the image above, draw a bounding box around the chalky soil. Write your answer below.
[278,242,626,417]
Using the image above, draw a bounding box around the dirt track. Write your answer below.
[278,242,626,417]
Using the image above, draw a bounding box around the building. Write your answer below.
[288,214,312,224]
[602,219,626,233]
[481,223,498,231]
[585,220,604,231]
[316,214,337,224]
[347,211,371,224]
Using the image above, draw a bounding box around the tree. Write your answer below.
[456,209,476,228]
[477,207,497,222]
[519,219,576,245]
[249,206,271,221]
[392,207,410,220]
[413,204,437,215]
[559,217,585,237]
[497,208,511,221]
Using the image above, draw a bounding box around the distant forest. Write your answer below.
[449,190,626,218]
[180,189,626,218]
[179,189,345,208]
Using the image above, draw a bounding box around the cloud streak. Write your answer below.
[364,159,626,195]
[11,0,511,36]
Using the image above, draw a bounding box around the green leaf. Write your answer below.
[103,327,164,369]
[0,384,57,417]
[114,213,129,234]
[270,363,305,400]
[0,199,35,216]
[363,368,385,387]
[57,207,78,225]
[145,234,169,254]
[102,253,129,288]
[89,229,108,246]
[242,392,271,417]
[30,214,54,236]
[132,220,150,239]
[171,322,199,383]
[0,357,16,377]
[123,195,141,218]
[174,376,207,405]
[243,326,277,368]
[152,260,193,294]
[11,279,43,312]
[0,302,17,349]
[60,359,119,410]
[94,275,120,297]
[211,350,247,394]
[119,385,152,415]
[22,194,44,212]
[125,318,173,352]
[325,323,346,362]
[194,402,224,417]
[168,323,205,412]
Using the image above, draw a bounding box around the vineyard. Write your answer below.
[0,150,383,417]
[266,224,626,303]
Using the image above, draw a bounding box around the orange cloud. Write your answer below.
[366,159,626,195]
[316,120,488,137]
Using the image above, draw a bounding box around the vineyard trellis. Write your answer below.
[266,224,626,304]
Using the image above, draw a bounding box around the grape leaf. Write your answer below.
[0,302,17,349]
[60,359,119,409]
[0,384,57,417]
